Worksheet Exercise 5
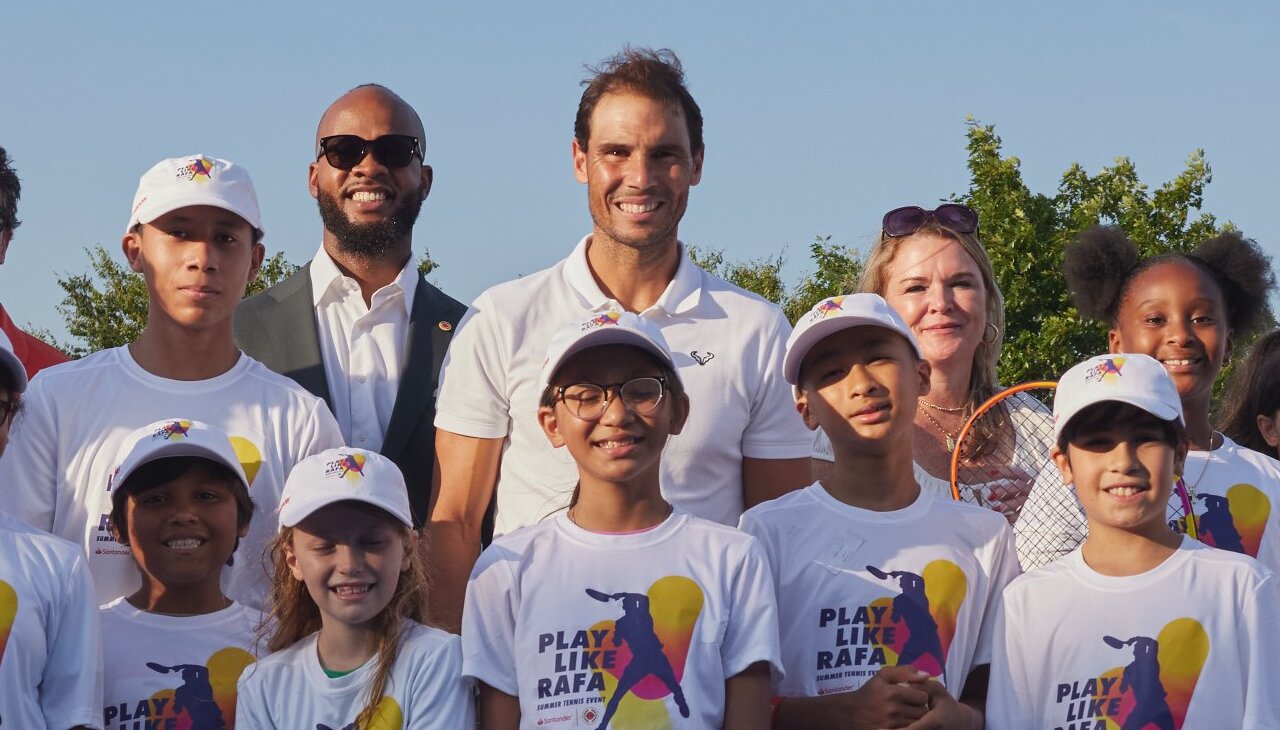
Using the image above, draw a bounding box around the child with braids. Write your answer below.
[1218,329,1280,459]
[1018,226,1280,573]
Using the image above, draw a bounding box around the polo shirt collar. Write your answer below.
[309,245,418,316]
[562,234,704,316]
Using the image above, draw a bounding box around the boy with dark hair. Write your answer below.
[740,294,1017,730]
[100,418,259,730]
[0,154,343,609]
[988,354,1280,727]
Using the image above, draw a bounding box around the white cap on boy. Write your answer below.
[0,329,28,393]
[278,448,412,529]
[127,154,263,233]
[783,293,922,385]
[110,418,248,495]
[540,310,681,388]
[1053,354,1184,440]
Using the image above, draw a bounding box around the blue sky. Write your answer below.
[3,2,1278,342]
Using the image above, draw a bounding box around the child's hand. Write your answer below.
[841,665,932,729]
[900,677,983,730]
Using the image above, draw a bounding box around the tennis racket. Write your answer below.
[948,381,1198,571]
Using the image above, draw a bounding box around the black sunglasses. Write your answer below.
[316,134,423,171]
[882,204,979,237]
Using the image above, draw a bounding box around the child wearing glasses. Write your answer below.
[0,331,102,730]
[988,354,1280,728]
[461,312,782,730]
[741,294,1017,730]
[0,155,343,609]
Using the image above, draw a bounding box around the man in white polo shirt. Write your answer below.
[429,47,812,630]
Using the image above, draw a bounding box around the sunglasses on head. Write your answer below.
[882,204,979,237]
[316,134,422,171]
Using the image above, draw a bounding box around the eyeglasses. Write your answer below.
[555,377,667,421]
[315,134,423,170]
[882,204,978,237]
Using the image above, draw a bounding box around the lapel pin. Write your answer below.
[438,321,453,332]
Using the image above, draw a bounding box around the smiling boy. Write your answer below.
[740,294,1017,730]
[987,354,1280,728]
[0,155,342,608]
[100,419,259,730]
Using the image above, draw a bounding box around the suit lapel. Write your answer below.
[271,264,333,408]
[381,275,439,458]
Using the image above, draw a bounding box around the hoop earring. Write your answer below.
[982,322,1000,345]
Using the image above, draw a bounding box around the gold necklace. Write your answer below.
[917,403,961,452]
[917,397,967,413]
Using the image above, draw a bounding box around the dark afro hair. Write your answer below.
[1064,225,1275,335]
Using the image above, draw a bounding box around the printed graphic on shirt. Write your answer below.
[93,430,264,558]
[103,647,255,730]
[316,696,403,730]
[1192,484,1270,558]
[0,580,14,671]
[814,560,966,694]
[535,575,703,729]
[1050,618,1208,729]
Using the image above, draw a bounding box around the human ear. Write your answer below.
[915,358,932,398]
[1257,414,1280,449]
[122,231,145,274]
[689,147,704,186]
[284,541,304,581]
[420,165,433,201]
[538,406,567,448]
[667,393,690,436]
[794,389,820,431]
[1107,328,1123,354]
[308,161,320,199]
[1051,446,1074,485]
[109,516,128,546]
[572,139,589,184]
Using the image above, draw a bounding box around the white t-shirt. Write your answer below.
[434,237,811,534]
[310,246,418,452]
[235,621,473,730]
[987,538,1280,729]
[0,346,345,608]
[1016,436,1280,574]
[0,513,102,730]
[739,484,1018,699]
[100,598,259,730]
[462,511,782,729]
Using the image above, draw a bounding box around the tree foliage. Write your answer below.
[696,119,1251,387]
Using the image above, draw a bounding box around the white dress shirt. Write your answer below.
[310,245,417,451]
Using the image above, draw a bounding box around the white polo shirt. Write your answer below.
[310,245,417,452]
[435,236,811,535]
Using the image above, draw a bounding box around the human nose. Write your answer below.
[926,282,952,313]
[335,545,366,575]
[1108,441,1145,475]
[348,143,387,177]
[185,238,218,271]
[1164,317,1196,346]
[597,387,634,425]
[843,364,883,398]
[622,153,653,189]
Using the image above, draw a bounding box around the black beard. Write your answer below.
[317,189,423,259]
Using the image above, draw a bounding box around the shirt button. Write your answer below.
[356,375,367,384]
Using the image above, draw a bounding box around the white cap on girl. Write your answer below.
[1053,354,1184,440]
[0,329,27,393]
[278,448,413,529]
[540,310,681,388]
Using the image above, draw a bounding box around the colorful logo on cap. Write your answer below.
[177,156,215,183]
[153,420,192,441]
[807,296,846,323]
[324,452,367,482]
[582,310,622,331]
[1084,357,1126,384]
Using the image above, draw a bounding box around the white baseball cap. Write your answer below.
[127,154,263,234]
[110,418,248,496]
[1053,354,1184,441]
[0,329,27,393]
[278,448,412,529]
[783,293,922,384]
[540,310,681,388]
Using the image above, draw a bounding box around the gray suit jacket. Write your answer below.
[234,263,466,525]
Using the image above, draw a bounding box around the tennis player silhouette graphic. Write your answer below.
[1196,494,1246,554]
[866,565,946,683]
[146,662,224,728]
[1104,635,1175,730]
[586,589,691,728]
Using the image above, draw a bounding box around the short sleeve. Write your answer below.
[434,297,514,439]
[407,634,477,730]
[0,375,60,530]
[40,551,103,730]
[1242,572,1280,726]
[971,524,1021,667]
[303,395,346,455]
[985,591,1033,729]
[461,546,520,694]
[234,665,272,730]
[721,537,783,680]
[740,312,811,460]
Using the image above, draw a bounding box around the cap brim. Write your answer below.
[112,442,249,495]
[131,193,262,233]
[544,327,679,387]
[784,316,921,384]
[1055,394,1183,439]
[279,495,413,529]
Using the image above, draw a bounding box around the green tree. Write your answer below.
[51,247,298,357]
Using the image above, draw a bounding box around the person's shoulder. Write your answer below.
[472,256,567,308]
[1182,538,1272,581]
[741,484,820,523]
[1218,436,1280,476]
[0,512,84,562]
[678,513,763,551]
[694,265,788,320]
[1003,553,1076,597]
[473,520,555,572]
[27,345,120,386]
[400,620,462,659]
[238,266,310,312]
[250,633,315,673]
[931,495,1012,537]
[415,275,467,319]
[235,353,328,404]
